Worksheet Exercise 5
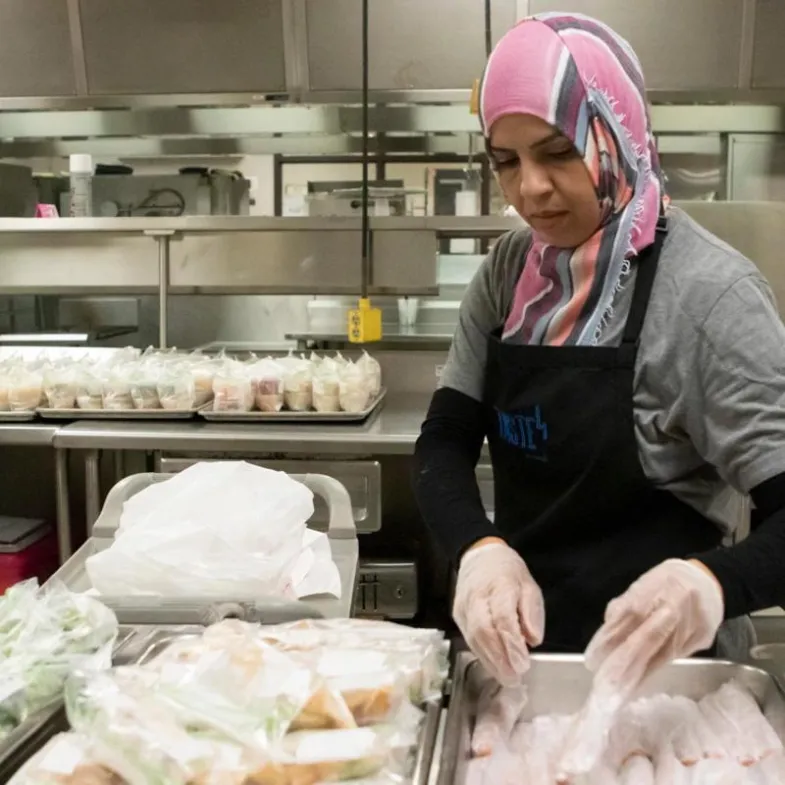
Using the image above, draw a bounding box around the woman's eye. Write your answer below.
[495,157,519,171]
[548,146,577,161]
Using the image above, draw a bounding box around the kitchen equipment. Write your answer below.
[0,164,36,218]
[60,169,250,217]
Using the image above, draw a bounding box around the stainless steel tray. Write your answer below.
[0,410,37,422]
[434,652,785,785]
[37,406,202,420]
[199,388,386,423]
[0,626,137,782]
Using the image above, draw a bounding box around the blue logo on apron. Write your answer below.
[496,405,548,460]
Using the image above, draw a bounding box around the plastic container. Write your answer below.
[0,517,59,592]
[68,154,93,217]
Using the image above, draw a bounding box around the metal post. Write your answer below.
[85,448,101,532]
[54,448,72,563]
[157,235,170,349]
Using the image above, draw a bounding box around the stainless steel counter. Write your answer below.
[0,424,58,446]
[52,393,431,455]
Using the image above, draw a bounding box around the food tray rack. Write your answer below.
[36,405,204,420]
[199,388,387,423]
[432,652,785,785]
[0,626,137,783]
[0,411,37,422]
[48,471,359,624]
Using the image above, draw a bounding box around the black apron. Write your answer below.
[484,218,722,653]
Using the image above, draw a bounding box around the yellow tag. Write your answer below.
[469,79,480,115]
[347,298,382,343]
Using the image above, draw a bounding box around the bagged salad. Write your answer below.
[0,580,118,739]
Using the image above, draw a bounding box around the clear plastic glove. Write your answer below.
[453,542,544,687]
[557,559,723,779]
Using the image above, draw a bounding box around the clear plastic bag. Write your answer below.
[213,365,254,413]
[156,366,196,411]
[189,357,217,408]
[248,358,285,413]
[281,357,313,412]
[357,351,382,398]
[312,360,341,414]
[339,362,370,413]
[85,462,320,599]
[0,580,117,739]
[43,364,78,409]
[7,367,43,412]
[76,369,105,410]
[102,369,134,411]
[0,365,12,412]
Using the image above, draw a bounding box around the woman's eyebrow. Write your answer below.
[488,131,567,156]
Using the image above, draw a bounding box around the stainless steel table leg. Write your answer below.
[54,447,72,563]
[85,448,101,531]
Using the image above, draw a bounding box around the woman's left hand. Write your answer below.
[585,558,725,691]
[556,559,725,779]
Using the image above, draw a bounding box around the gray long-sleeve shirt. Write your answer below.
[439,206,785,537]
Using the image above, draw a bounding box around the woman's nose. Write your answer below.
[519,160,553,201]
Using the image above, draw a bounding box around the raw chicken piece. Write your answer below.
[653,742,692,785]
[619,755,655,785]
[465,743,525,785]
[669,697,726,763]
[699,693,753,766]
[519,715,572,785]
[471,681,528,757]
[746,753,785,784]
[689,758,744,784]
[605,703,649,769]
[711,682,783,763]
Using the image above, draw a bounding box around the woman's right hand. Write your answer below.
[453,539,545,686]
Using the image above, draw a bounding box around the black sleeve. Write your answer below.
[696,471,785,618]
[412,386,499,564]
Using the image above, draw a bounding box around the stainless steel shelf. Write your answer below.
[0,215,520,236]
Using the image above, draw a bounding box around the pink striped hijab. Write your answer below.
[480,13,667,346]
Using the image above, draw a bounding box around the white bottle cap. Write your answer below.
[69,154,93,174]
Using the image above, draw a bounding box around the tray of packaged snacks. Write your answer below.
[7,618,448,785]
[0,344,383,423]
[0,580,128,783]
[434,651,785,785]
[199,350,384,423]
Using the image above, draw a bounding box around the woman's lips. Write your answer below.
[528,211,569,228]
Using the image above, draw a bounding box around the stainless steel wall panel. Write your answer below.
[751,0,785,89]
[79,0,287,95]
[529,0,744,91]
[0,1,76,96]
[306,0,516,91]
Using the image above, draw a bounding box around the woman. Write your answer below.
[413,12,785,699]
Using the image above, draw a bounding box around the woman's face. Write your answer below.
[489,113,602,247]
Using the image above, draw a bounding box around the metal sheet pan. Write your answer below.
[434,652,785,785]
[0,411,37,422]
[199,388,386,423]
[37,406,202,420]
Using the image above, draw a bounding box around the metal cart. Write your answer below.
[49,471,359,625]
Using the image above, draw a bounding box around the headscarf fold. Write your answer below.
[479,13,667,346]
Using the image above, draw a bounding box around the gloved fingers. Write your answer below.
[593,605,679,698]
[518,581,545,647]
[492,588,533,675]
[464,597,527,686]
[585,609,643,673]
[471,681,528,757]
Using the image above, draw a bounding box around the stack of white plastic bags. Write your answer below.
[0,580,117,741]
[84,462,342,602]
[10,618,448,785]
[212,350,382,415]
[466,674,785,784]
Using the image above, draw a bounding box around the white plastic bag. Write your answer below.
[357,351,382,398]
[312,359,341,414]
[84,462,340,600]
[339,361,370,413]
